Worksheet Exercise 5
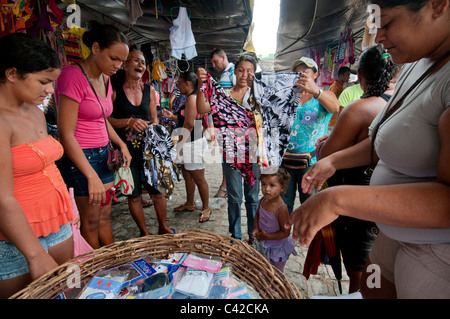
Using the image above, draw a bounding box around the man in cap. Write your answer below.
[281,57,339,213]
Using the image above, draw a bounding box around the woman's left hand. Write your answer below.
[129,118,150,133]
[295,72,320,96]
[120,146,132,169]
[284,189,339,246]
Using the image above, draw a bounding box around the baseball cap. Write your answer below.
[290,57,318,72]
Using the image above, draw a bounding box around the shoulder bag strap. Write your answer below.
[367,51,450,175]
[76,63,112,146]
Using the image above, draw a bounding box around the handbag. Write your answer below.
[76,63,124,171]
[114,166,135,195]
[107,144,124,171]
[282,150,316,169]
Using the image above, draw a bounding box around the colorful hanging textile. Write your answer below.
[252,72,301,169]
[143,124,181,199]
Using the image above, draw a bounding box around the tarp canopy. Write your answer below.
[58,0,370,73]
[275,0,370,71]
[62,0,253,70]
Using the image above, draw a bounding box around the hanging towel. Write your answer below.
[169,7,197,60]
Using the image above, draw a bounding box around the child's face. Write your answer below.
[261,176,284,200]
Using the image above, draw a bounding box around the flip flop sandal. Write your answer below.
[174,204,195,212]
[159,228,177,235]
[214,187,227,198]
[198,208,212,223]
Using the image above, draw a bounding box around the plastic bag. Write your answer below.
[69,188,93,261]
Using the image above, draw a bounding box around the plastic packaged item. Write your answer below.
[182,253,222,273]
[159,253,187,265]
[125,273,173,299]
[77,274,128,299]
[56,278,90,299]
[207,284,230,299]
[174,267,214,297]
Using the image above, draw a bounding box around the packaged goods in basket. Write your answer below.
[57,252,261,299]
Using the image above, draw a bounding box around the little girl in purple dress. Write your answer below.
[252,168,297,272]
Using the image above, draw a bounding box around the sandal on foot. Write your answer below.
[214,187,227,198]
[199,208,212,223]
[174,204,195,212]
[159,228,177,235]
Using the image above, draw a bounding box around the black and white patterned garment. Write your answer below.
[200,75,257,186]
[142,124,180,199]
[252,72,301,169]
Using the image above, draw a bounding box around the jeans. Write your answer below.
[281,166,311,215]
[222,162,260,240]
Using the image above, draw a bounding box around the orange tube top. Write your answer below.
[0,136,74,241]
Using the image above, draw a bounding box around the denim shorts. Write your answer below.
[57,145,114,197]
[0,223,72,280]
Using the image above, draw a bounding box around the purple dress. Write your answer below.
[258,199,297,263]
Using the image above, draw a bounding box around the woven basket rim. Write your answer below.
[10,229,302,299]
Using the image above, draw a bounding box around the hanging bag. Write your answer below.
[69,188,93,261]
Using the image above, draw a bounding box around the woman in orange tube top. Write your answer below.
[0,33,74,299]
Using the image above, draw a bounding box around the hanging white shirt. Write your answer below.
[169,7,197,60]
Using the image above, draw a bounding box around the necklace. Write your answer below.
[84,61,108,112]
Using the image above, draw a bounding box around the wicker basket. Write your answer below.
[11,229,302,299]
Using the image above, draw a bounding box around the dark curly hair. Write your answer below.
[358,44,399,99]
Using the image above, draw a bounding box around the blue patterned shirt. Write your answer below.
[287,98,332,165]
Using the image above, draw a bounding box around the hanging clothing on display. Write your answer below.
[200,73,301,186]
[252,72,301,170]
[169,7,197,60]
[200,74,256,187]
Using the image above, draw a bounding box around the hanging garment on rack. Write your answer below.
[126,0,144,25]
[169,7,197,60]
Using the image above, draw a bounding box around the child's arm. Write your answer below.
[251,202,262,239]
[257,205,291,241]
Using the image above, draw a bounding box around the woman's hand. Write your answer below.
[128,118,150,133]
[284,189,340,246]
[163,109,176,121]
[28,252,59,280]
[87,174,106,206]
[196,68,208,88]
[120,145,132,170]
[295,72,321,96]
[315,135,329,148]
[301,157,337,194]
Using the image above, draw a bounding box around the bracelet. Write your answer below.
[316,88,323,100]
[127,118,132,126]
